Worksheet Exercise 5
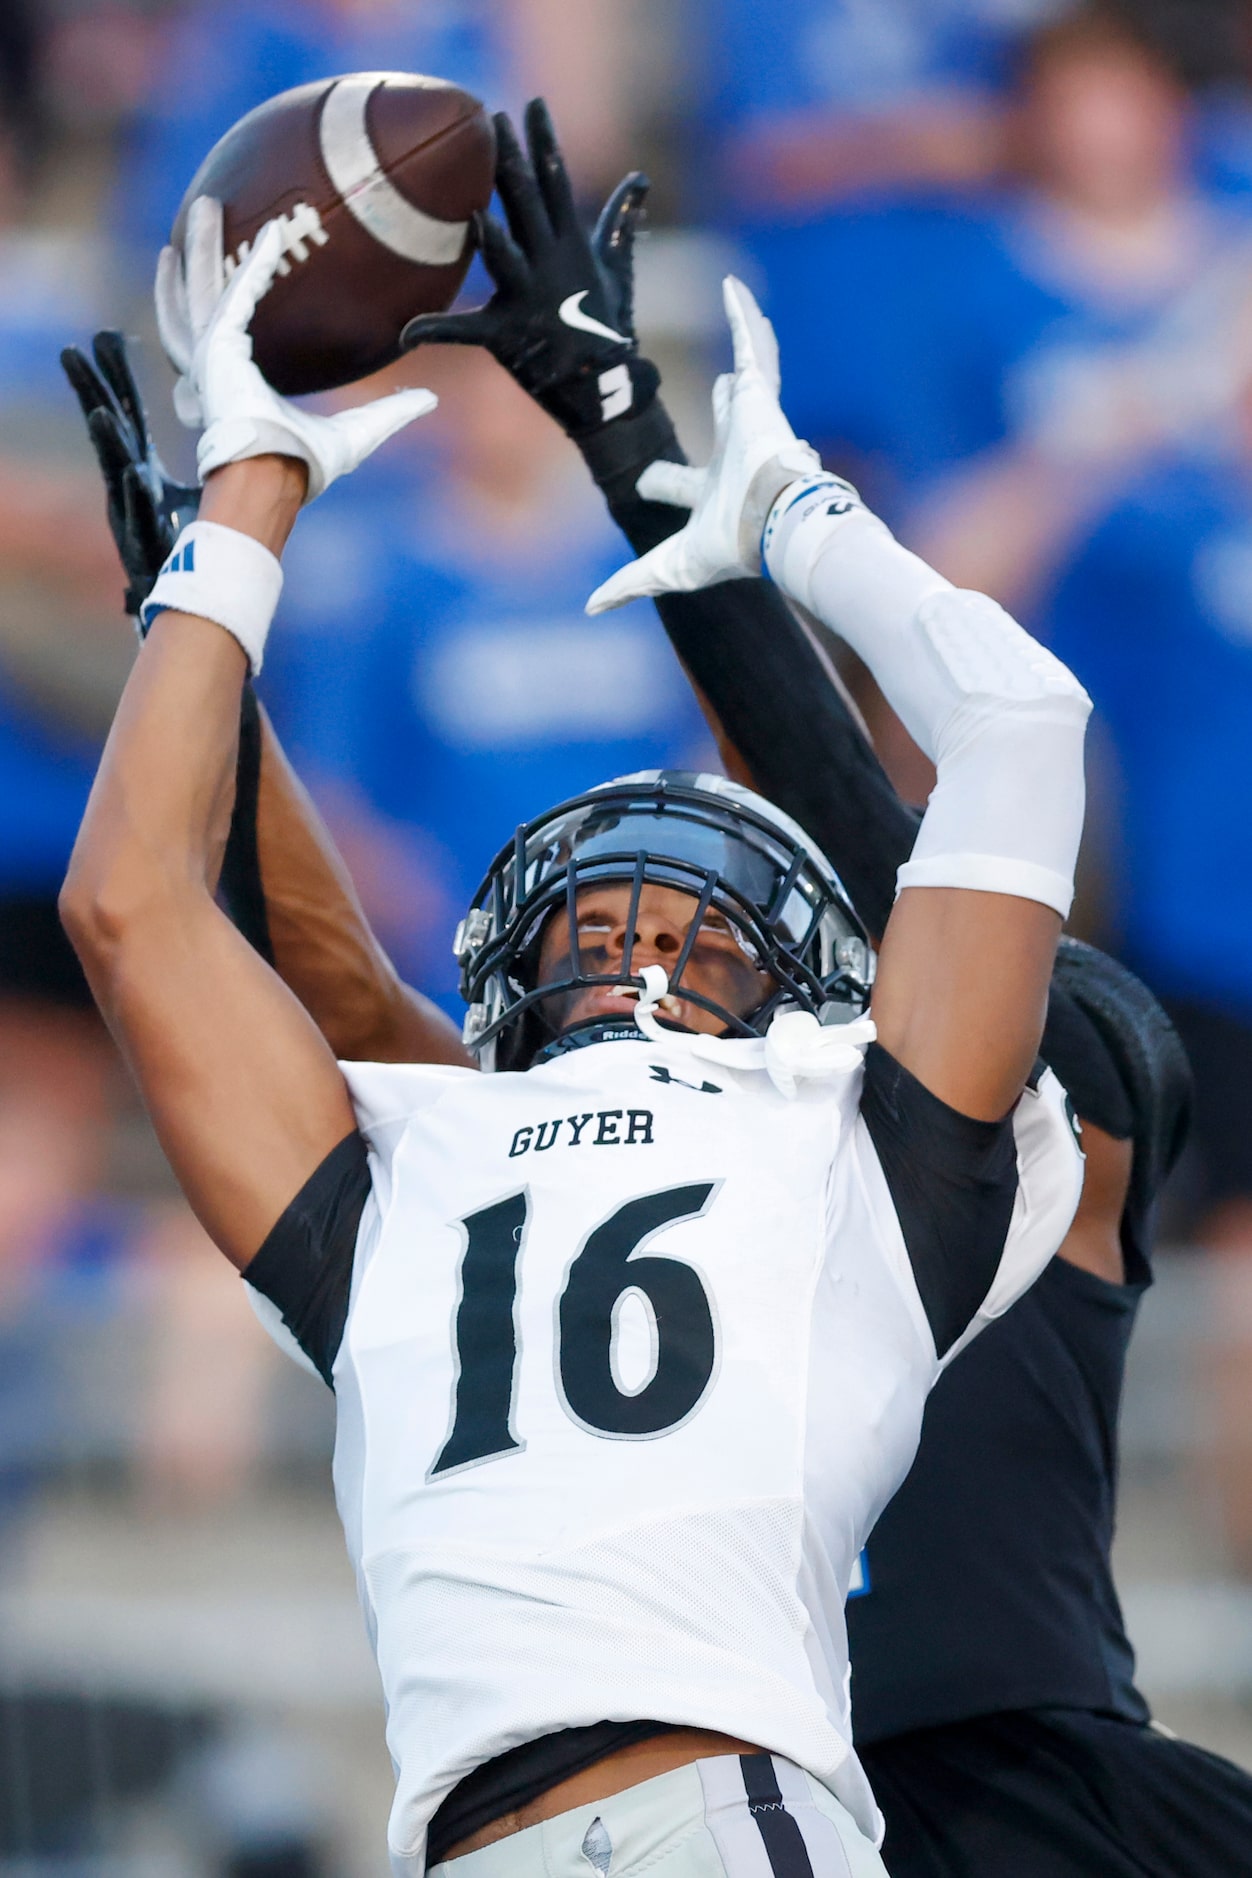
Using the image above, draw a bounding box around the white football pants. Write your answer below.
[428,1752,889,1878]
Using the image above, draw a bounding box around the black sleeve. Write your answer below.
[578,402,919,938]
[243,1132,371,1386]
[218,681,275,966]
[859,1042,1019,1358]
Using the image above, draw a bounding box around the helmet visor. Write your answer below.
[518,796,827,957]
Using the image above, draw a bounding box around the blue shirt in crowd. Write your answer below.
[699,0,1043,135]
[0,699,98,897]
[1044,451,1252,1020]
[0,225,113,898]
[740,191,1245,507]
[741,199,1066,500]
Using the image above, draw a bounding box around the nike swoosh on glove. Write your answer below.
[586,277,822,612]
[157,197,436,502]
[400,98,659,437]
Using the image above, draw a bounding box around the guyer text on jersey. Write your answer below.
[509,1110,656,1158]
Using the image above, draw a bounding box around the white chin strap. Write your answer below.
[623,964,878,1098]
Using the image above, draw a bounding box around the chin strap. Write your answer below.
[700,1008,879,1099]
[626,965,877,1098]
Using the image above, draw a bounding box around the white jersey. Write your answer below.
[251,1025,1081,1873]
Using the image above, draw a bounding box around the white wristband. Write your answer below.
[139,520,283,675]
[762,473,872,600]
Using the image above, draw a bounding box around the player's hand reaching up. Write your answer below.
[156,198,437,502]
[401,97,659,437]
[61,330,201,620]
[587,278,827,612]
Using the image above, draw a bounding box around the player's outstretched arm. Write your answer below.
[61,454,361,1269]
[62,325,469,1068]
[242,707,471,1065]
[64,209,445,1265]
[590,280,1091,1123]
[401,99,917,936]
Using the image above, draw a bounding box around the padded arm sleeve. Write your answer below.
[765,485,1091,917]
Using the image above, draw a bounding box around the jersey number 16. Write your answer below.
[430,1182,719,1476]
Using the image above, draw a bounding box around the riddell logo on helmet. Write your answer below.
[223,202,329,280]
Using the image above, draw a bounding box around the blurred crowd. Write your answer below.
[7,0,1252,1865]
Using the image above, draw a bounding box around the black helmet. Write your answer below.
[454,770,872,1071]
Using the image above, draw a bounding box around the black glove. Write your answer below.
[61,329,200,619]
[401,98,660,438]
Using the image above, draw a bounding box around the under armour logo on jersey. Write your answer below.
[649,1065,722,1095]
[558,290,631,346]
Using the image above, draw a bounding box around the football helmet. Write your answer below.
[454,770,872,1071]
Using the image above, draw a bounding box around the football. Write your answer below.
[171,72,496,397]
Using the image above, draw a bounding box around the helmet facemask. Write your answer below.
[454,773,873,1072]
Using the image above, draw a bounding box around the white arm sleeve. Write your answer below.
[762,479,1091,917]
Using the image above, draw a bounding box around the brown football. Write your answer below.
[171,72,496,396]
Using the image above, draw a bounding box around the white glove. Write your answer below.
[157,196,292,430]
[155,197,219,429]
[586,276,821,614]
[154,197,436,503]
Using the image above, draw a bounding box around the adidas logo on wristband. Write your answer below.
[140,520,284,674]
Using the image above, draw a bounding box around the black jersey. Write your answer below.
[861,1708,1252,1878]
[846,1245,1151,1742]
[847,943,1192,1744]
